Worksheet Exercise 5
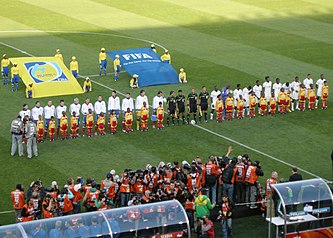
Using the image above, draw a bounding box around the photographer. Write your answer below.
[57,186,74,216]
[27,179,45,201]
[144,166,159,192]
[25,117,38,159]
[130,170,145,199]
[68,177,84,214]
[42,194,57,219]
[185,192,196,230]
[165,181,179,200]
[245,160,264,209]
[11,184,25,223]
[219,194,233,238]
[187,166,202,192]
[119,171,131,207]
[96,190,112,210]
[199,215,214,238]
[172,161,187,184]
[221,158,237,203]
[205,156,219,205]
[83,182,100,212]
[21,199,35,222]
[101,173,116,207]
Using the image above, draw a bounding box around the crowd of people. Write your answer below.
[10,144,307,237]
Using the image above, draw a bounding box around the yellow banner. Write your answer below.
[10,57,83,98]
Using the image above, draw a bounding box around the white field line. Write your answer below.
[0,36,330,183]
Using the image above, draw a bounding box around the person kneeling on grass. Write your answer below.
[130,74,139,88]
[83,77,92,93]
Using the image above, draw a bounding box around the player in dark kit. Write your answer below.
[198,86,210,122]
[175,90,186,125]
[167,91,177,126]
[187,88,198,124]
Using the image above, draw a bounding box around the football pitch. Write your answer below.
[0,0,332,236]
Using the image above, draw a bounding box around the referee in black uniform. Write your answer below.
[198,86,210,123]
[187,88,198,124]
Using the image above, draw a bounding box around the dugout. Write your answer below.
[267,178,333,238]
[0,200,190,238]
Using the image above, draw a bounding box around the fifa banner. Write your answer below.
[107,48,179,87]
[10,57,83,98]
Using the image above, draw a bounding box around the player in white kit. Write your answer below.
[290,76,301,111]
[242,86,252,116]
[253,80,262,113]
[316,74,325,109]
[210,86,221,120]
[233,84,243,118]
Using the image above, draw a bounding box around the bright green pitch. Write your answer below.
[0,1,332,236]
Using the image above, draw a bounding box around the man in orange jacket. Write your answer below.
[11,184,25,223]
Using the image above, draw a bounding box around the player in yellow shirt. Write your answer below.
[96,112,106,135]
[48,117,56,141]
[124,108,133,133]
[25,83,34,99]
[85,108,94,137]
[259,94,268,116]
[83,77,92,93]
[161,50,171,64]
[36,115,44,143]
[321,81,329,109]
[278,88,287,114]
[55,49,63,62]
[70,56,79,78]
[156,102,164,129]
[179,68,187,84]
[108,110,118,134]
[286,90,292,112]
[237,95,245,119]
[130,74,139,88]
[298,84,306,111]
[249,92,257,118]
[216,94,224,123]
[140,101,149,131]
[70,111,79,139]
[225,93,234,120]
[99,48,107,76]
[308,84,316,111]
[269,93,277,115]
[11,63,20,92]
[59,111,68,140]
[1,54,10,85]
[113,55,121,81]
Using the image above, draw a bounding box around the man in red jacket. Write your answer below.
[199,215,214,238]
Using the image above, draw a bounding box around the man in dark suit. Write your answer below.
[289,167,303,182]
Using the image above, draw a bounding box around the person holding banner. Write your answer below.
[1,54,10,85]
[70,56,79,78]
[113,55,121,81]
[130,74,139,88]
[161,50,171,64]
[99,48,107,76]
[55,49,63,62]
[11,62,20,92]
[179,68,187,84]
[83,77,92,93]
[26,83,34,99]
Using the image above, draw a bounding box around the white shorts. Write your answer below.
[316,90,322,97]
[264,92,271,102]
[234,99,238,107]
[291,91,299,100]
[244,101,249,107]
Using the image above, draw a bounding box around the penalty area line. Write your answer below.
[1,41,330,183]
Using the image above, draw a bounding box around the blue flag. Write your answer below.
[107,48,179,87]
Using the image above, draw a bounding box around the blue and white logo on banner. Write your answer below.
[107,48,179,87]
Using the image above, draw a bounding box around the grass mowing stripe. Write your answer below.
[18,0,333,81]
[164,0,333,45]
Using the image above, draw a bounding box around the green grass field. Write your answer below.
[0,0,333,237]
